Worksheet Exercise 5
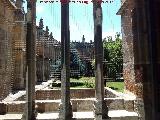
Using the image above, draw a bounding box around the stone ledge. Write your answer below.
[15,88,119,101]
[2,98,131,113]
[16,89,96,101]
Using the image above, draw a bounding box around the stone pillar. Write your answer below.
[42,39,45,81]
[93,0,109,119]
[22,0,37,120]
[133,0,160,119]
[59,0,72,119]
[132,1,147,119]
[143,0,160,119]
[117,0,160,120]
[117,0,146,119]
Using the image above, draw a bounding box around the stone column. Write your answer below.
[42,38,45,81]
[22,0,37,120]
[93,0,109,119]
[117,0,160,120]
[143,0,160,119]
[117,0,146,119]
[133,0,160,119]
[59,0,72,119]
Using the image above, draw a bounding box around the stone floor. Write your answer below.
[0,110,138,120]
[0,80,139,120]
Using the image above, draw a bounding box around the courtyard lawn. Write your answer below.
[106,82,124,92]
[70,77,95,83]
[51,77,124,92]
[70,77,95,88]
[70,77,124,92]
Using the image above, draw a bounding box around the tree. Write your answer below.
[103,33,123,80]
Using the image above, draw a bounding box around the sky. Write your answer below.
[24,0,121,42]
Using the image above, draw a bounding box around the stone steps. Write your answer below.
[0,110,138,120]
[2,98,134,113]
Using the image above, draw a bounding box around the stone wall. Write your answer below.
[17,88,118,101]
[1,98,134,113]
[17,89,95,100]
[0,0,16,100]
[0,0,26,100]
[0,88,136,114]
[12,11,26,90]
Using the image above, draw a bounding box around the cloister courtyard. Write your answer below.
[0,0,160,120]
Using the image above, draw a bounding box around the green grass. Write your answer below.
[70,77,124,92]
[70,77,95,88]
[106,82,124,92]
[70,77,95,82]
[51,77,124,92]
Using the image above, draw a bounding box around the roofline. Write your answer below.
[117,0,135,15]
[116,0,128,15]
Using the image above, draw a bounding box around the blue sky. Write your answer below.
[24,0,121,42]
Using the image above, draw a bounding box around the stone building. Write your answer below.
[36,18,61,82]
[71,35,95,76]
[0,0,26,100]
[72,35,94,61]
[12,0,26,90]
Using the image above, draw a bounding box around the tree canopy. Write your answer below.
[103,33,123,79]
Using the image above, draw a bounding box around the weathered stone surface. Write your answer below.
[94,100,110,120]
[0,0,15,100]
[0,103,7,115]
[42,89,94,99]
[0,0,26,100]
[59,1,73,119]
[17,87,121,101]
[124,100,134,112]
[93,1,109,119]
[118,0,160,119]
[7,102,25,113]
[105,99,124,111]
[23,1,37,119]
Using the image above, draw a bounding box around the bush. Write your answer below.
[84,81,95,88]
[103,33,123,80]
